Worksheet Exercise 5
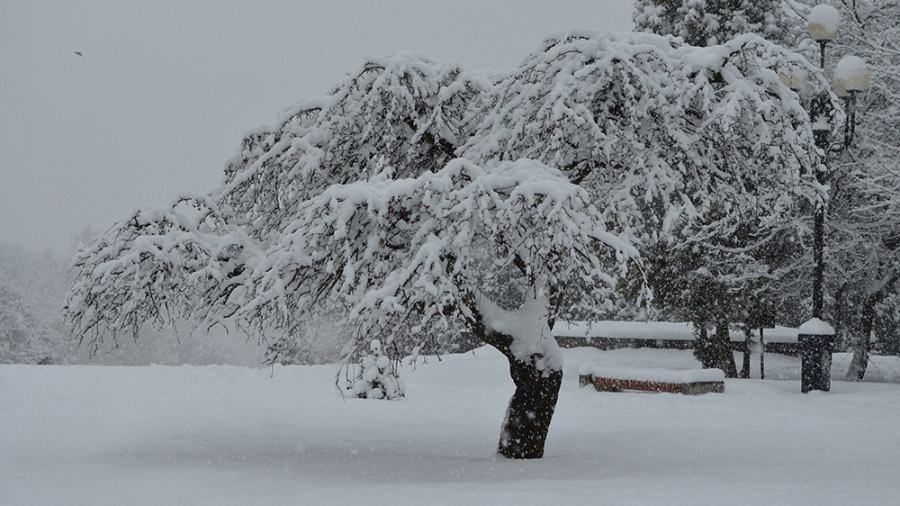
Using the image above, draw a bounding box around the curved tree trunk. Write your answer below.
[495,345,563,459]
[846,296,877,381]
[473,324,562,459]
[846,273,899,381]
[466,288,563,459]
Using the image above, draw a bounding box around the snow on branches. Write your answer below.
[65,157,634,369]
[634,0,793,47]
[463,31,834,249]
[65,194,256,352]
[219,55,490,239]
[459,30,847,340]
[65,31,835,369]
[239,158,635,359]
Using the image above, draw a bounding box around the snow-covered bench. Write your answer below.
[578,366,726,395]
[554,321,801,355]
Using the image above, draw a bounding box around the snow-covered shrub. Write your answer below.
[346,339,404,400]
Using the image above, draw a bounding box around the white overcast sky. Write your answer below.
[1,0,633,253]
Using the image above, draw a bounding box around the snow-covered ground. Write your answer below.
[3,347,900,505]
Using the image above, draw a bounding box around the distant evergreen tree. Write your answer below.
[634,0,792,46]
[632,1,807,370]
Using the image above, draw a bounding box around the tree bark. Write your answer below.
[474,323,562,459]
[714,320,739,378]
[846,295,877,381]
[740,326,751,379]
[846,273,898,381]
[833,283,848,350]
[694,320,738,378]
[495,346,563,459]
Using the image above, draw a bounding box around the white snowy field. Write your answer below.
[3,347,900,506]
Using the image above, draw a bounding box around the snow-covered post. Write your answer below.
[798,318,836,393]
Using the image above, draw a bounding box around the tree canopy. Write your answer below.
[67,32,832,359]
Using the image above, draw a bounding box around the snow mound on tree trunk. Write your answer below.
[476,292,562,373]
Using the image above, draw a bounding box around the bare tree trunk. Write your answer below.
[694,320,738,377]
[740,326,751,379]
[846,296,877,381]
[715,320,739,378]
[846,342,868,381]
[846,273,898,381]
[495,346,563,459]
[473,321,562,459]
[833,283,848,350]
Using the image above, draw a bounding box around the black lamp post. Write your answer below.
[792,4,870,393]
[806,4,841,320]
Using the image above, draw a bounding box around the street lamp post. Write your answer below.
[807,3,840,320]
[794,4,870,392]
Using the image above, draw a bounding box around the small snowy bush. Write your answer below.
[347,340,404,400]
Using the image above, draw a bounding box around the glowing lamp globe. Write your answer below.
[834,55,870,93]
[808,5,841,42]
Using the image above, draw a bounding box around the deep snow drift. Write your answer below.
[3,347,899,505]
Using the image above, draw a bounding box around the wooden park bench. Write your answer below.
[578,366,725,395]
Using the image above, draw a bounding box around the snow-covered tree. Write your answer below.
[64,51,630,458]
[630,1,853,371]
[463,31,835,375]
[220,55,490,241]
[0,243,71,363]
[67,157,635,458]
[637,0,900,380]
[66,31,831,457]
[0,284,60,364]
[634,0,794,46]
[213,55,492,361]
